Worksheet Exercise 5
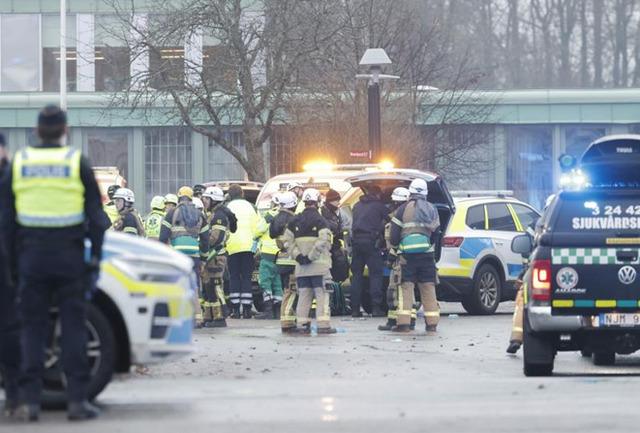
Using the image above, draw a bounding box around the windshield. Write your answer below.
[256,173,354,210]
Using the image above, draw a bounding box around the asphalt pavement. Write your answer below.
[3,302,640,433]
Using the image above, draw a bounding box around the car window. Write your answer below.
[465,205,485,230]
[487,203,517,231]
[511,204,540,231]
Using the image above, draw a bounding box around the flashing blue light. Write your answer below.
[558,154,577,173]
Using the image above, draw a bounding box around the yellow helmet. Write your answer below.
[177,186,193,199]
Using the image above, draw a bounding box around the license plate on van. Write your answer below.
[597,313,640,327]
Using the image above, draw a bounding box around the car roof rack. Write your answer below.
[451,190,514,199]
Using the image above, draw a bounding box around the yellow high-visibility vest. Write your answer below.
[12,146,85,227]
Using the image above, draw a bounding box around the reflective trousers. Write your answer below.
[280,269,297,329]
[296,276,331,329]
[510,283,524,343]
[228,252,255,307]
[202,255,228,321]
[258,259,283,302]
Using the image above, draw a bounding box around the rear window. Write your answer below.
[487,203,517,231]
[554,192,640,232]
[465,205,485,230]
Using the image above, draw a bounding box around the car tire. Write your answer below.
[523,310,554,377]
[462,264,501,315]
[592,351,615,366]
[42,303,116,409]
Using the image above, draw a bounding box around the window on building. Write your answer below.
[203,44,236,92]
[1,14,40,91]
[465,205,486,230]
[145,127,192,207]
[506,125,553,211]
[95,15,130,91]
[564,126,607,159]
[147,16,184,90]
[84,128,129,179]
[208,131,246,181]
[511,204,540,231]
[487,203,517,231]
[42,14,77,92]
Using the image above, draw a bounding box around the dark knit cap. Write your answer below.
[325,189,340,202]
[38,105,67,127]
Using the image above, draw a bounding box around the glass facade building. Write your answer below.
[0,4,639,212]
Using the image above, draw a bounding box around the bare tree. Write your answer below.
[104,0,344,181]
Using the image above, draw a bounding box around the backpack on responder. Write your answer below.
[170,202,203,256]
[330,282,350,316]
[398,200,436,254]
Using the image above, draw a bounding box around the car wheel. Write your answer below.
[462,264,501,315]
[523,310,555,377]
[593,351,615,366]
[42,303,116,409]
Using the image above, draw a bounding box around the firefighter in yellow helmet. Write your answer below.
[112,188,145,236]
[144,195,166,240]
[160,186,209,326]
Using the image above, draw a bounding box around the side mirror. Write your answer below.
[511,234,533,258]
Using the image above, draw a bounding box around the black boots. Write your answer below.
[204,318,227,328]
[506,340,522,354]
[273,302,282,319]
[231,304,241,319]
[426,324,438,333]
[317,327,337,334]
[378,318,396,331]
[391,324,411,333]
[242,305,252,319]
[255,300,273,320]
[67,400,101,421]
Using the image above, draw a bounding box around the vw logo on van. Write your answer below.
[618,266,637,285]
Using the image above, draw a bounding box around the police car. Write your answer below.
[42,232,195,406]
[438,193,540,315]
[516,134,640,376]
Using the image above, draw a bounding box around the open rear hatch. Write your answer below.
[547,190,640,317]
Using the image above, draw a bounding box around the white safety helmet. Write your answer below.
[391,187,410,202]
[279,191,298,209]
[408,178,428,196]
[164,193,178,205]
[113,188,135,204]
[272,192,281,206]
[192,197,204,210]
[203,186,225,202]
[301,188,321,203]
[287,181,302,191]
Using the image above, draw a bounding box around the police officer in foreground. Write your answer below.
[0,134,20,418]
[350,184,388,317]
[0,105,110,421]
[112,188,145,236]
[201,186,237,327]
[284,188,336,334]
[389,178,440,333]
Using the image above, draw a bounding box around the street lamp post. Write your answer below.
[357,48,398,161]
[60,0,67,111]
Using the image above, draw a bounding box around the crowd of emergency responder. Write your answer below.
[102,179,442,334]
[0,104,447,423]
